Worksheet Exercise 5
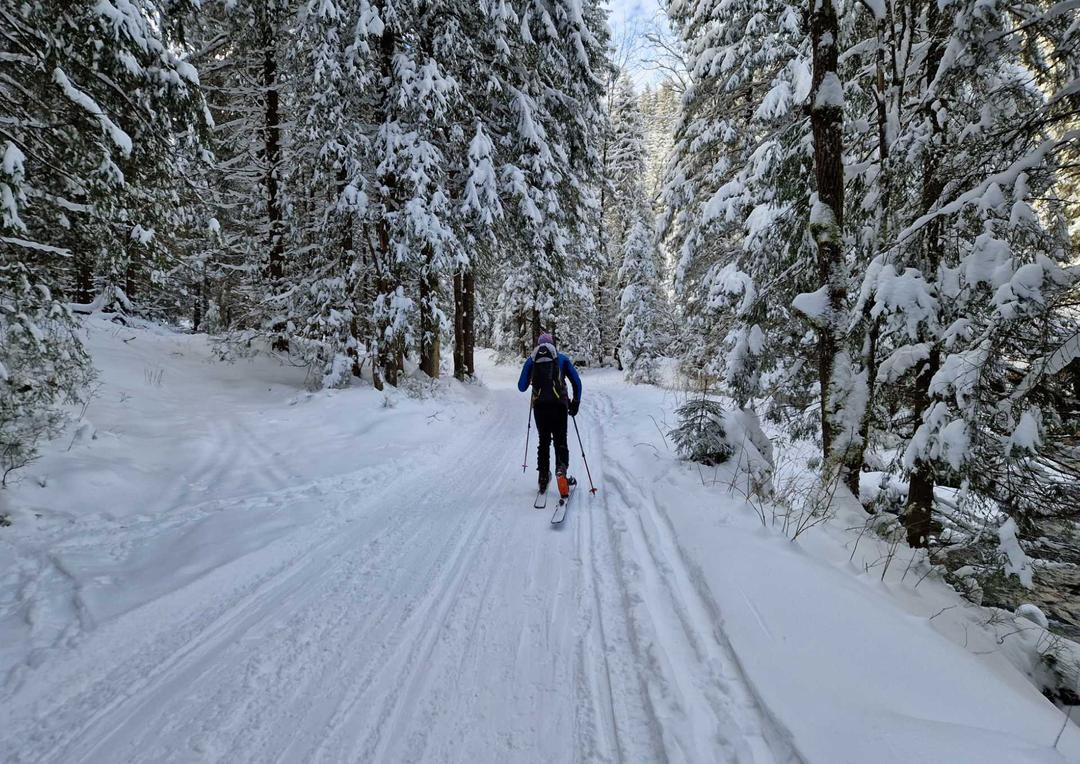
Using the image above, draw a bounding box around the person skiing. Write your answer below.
[518,332,582,498]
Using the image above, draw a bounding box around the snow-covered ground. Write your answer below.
[1,316,1077,763]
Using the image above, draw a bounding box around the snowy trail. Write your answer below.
[6,324,1076,764]
[1,364,798,763]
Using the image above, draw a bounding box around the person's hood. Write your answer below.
[531,343,558,360]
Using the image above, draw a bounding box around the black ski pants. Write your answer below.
[534,400,569,475]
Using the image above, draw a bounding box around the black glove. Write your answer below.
[568,398,580,417]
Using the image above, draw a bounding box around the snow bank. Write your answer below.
[1,315,490,691]
[590,372,1080,762]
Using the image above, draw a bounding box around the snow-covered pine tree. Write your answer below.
[844,0,1080,546]
[455,118,502,378]
[1,0,204,476]
[640,81,680,203]
[284,0,373,388]
[599,74,648,366]
[664,0,1079,549]
[360,0,460,386]
[662,0,817,412]
[492,0,609,358]
[180,0,298,351]
[618,215,663,383]
[796,0,851,477]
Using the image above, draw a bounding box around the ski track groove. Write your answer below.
[342,445,514,762]
[2,410,296,699]
[2,378,802,764]
[3,407,499,763]
[591,388,802,764]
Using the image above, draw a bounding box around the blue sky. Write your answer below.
[605,0,662,32]
[605,0,667,86]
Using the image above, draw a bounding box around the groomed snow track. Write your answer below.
[1,377,799,763]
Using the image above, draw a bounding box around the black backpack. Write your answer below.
[531,345,567,404]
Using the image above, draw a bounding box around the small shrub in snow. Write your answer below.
[319,353,354,390]
[670,397,733,466]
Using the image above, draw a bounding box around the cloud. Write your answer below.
[606,0,661,31]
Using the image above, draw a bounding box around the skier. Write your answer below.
[518,332,582,498]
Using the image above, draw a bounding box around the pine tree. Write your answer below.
[491,0,610,358]
[2,0,204,476]
[181,0,298,350]
[662,0,816,413]
[600,74,648,366]
[618,216,662,383]
[664,0,1080,553]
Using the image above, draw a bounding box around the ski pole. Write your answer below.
[523,398,533,472]
[571,415,598,494]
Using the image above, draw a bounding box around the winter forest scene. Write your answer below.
[2,0,1080,759]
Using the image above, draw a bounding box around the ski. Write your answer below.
[534,490,548,509]
[550,482,576,524]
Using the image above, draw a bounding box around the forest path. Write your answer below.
[0,357,794,764]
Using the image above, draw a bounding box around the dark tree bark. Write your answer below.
[193,269,203,332]
[809,0,846,470]
[906,347,940,546]
[373,10,401,387]
[261,15,287,352]
[845,16,893,500]
[463,269,475,376]
[904,0,947,548]
[125,261,137,303]
[453,271,466,380]
[419,249,440,378]
[75,253,93,304]
[598,136,608,366]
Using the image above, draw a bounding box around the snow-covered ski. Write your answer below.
[534,490,547,509]
[550,483,575,524]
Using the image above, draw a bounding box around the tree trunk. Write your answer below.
[453,271,466,380]
[125,261,137,303]
[809,0,846,470]
[374,10,400,387]
[193,268,203,332]
[905,349,939,546]
[844,17,892,499]
[904,0,947,548]
[75,253,93,304]
[419,251,440,378]
[598,137,608,366]
[261,15,287,352]
[464,269,475,376]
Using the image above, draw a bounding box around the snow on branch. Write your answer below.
[0,235,72,257]
[892,130,1080,249]
[52,67,133,157]
[1009,331,1080,401]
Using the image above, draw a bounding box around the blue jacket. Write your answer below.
[518,352,582,401]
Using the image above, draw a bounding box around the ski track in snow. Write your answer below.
[4,374,798,763]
